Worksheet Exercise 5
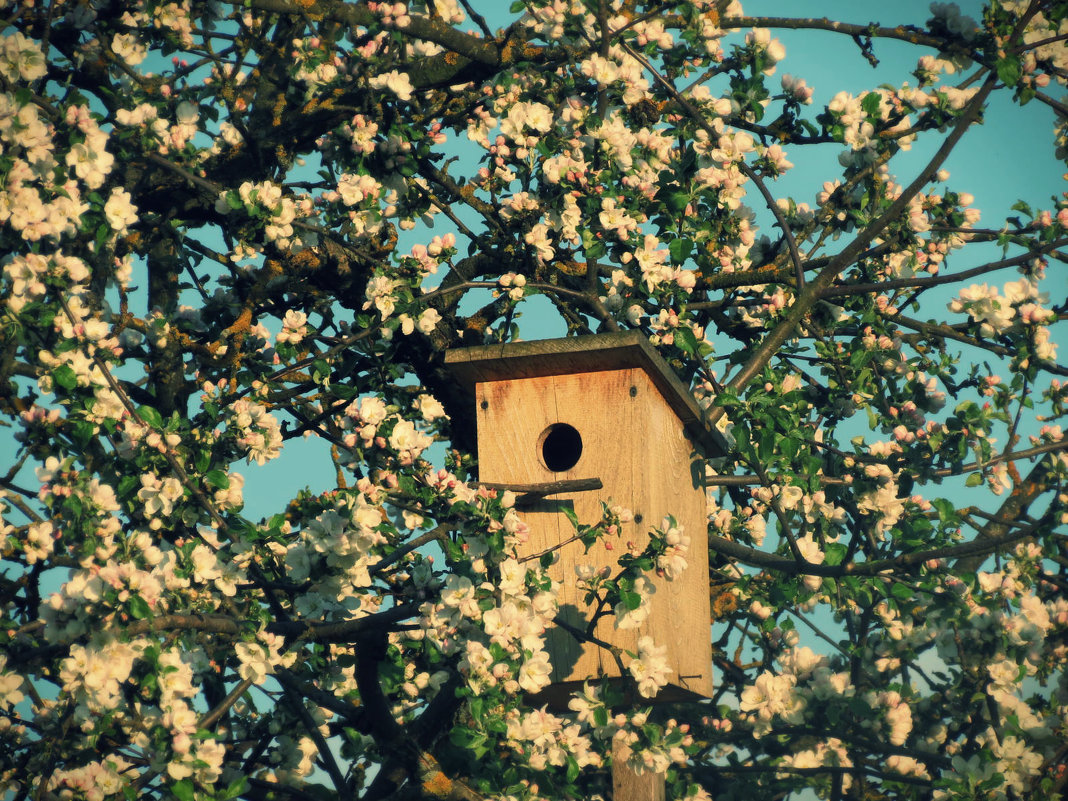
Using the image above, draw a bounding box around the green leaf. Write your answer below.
[449,727,489,757]
[778,437,798,459]
[566,754,580,783]
[665,191,690,213]
[562,504,579,530]
[890,582,913,601]
[620,589,642,611]
[757,427,776,460]
[128,595,151,619]
[312,359,331,383]
[204,469,230,489]
[965,472,984,487]
[996,56,1021,88]
[468,696,484,721]
[72,421,96,447]
[137,404,163,429]
[118,474,139,500]
[668,237,693,264]
[221,777,248,800]
[675,326,698,355]
[823,542,847,566]
[331,384,358,400]
[52,364,77,391]
[171,779,195,801]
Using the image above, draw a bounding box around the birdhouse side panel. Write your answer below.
[572,369,713,699]
[633,383,714,699]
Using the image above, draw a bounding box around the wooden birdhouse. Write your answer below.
[446,331,729,706]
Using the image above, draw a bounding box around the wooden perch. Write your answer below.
[477,478,604,506]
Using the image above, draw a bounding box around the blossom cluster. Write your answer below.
[0,2,1066,801]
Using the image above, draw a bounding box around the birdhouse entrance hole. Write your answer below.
[538,423,582,472]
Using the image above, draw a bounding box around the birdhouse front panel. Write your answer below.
[474,365,713,702]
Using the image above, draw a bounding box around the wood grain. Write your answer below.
[471,363,714,704]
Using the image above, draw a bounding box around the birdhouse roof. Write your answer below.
[444,330,731,457]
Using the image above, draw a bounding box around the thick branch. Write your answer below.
[707,518,1043,578]
[721,16,947,51]
[224,0,502,66]
[820,239,1068,299]
[7,604,421,669]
